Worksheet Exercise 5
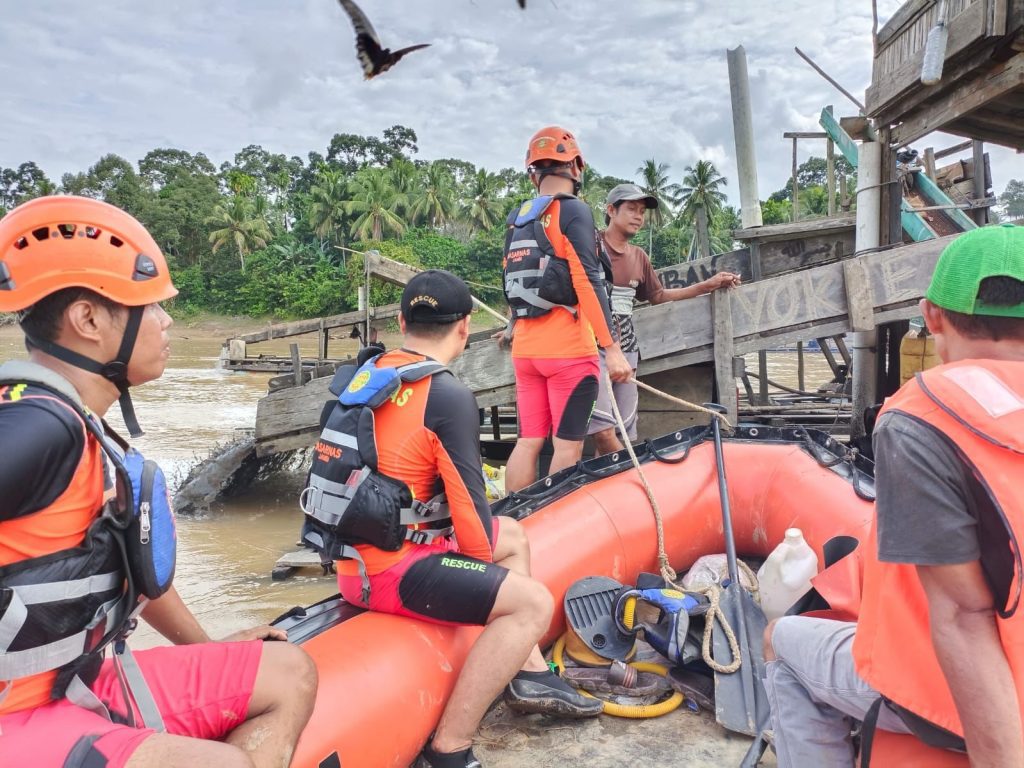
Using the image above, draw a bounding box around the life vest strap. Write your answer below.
[0,592,128,679]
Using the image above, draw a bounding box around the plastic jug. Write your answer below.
[757,528,819,621]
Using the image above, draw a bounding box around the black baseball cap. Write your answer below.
[401,269,474,324]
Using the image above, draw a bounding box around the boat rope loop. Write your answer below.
[692,561,759,675]
[631,378,733,429]
[602,371,743,674]
[796,428,875,502]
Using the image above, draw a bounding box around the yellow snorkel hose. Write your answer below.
[552,595,684,719]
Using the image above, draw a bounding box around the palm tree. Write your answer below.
[345,168,405,242]
[307,167,349,251]
[206,195,272,271]
[386,158,417,220]
[636,159,681,252]
[678,160,728,260]
[409,162,456,228]
[463,169,502,232]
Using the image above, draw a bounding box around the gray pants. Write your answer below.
[767,616,910,767]
[588,349,640,439]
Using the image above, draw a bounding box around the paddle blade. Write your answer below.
[713,584,770,736]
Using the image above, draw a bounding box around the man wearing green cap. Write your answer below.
[764,224,1024,767]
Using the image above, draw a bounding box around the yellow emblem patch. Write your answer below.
[518,201,532,217]
[348,370,371,393]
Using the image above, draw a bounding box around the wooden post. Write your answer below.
[727,46,763,229]
[797,341,805,391]
[490,406,501,441]
[228,338,246,362]
[712,289,738,425]
[815,337,842,378]
[749,241,768,406]
[971,140,988,226]
[923,147,937,181]
[839,174,850,212]
[791,137,800,221]
[318,319,328,360]
[827,138,837,217]
[290,343,303,387]
[364,250,375,344]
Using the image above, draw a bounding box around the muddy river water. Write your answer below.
[0,323,834,649]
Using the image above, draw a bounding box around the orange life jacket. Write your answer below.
[853,358,1024,738]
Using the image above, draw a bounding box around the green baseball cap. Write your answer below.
[925,224,1024,318]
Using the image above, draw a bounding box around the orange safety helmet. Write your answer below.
[0,195,178,313]
[525,126,585,172]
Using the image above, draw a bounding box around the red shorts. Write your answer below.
[513,356,599,440]
[338,520,508,627]
[0,640,263,768]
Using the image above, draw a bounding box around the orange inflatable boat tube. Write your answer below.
[287,425,875,768]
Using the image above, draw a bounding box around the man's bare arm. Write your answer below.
[918,560,1024,768]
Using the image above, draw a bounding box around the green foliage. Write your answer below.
[1002,179,1024,219]
[761,198,792,225]
[5,125,804,321]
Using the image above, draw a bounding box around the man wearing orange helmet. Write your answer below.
[0,196,316,768]
[501,126,632,492]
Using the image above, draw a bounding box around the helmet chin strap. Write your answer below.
[531,164,582,196]
[24,305,146,438]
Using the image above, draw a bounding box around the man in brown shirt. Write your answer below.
[590,183,741,454]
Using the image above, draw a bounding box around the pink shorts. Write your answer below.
[338,519,507,627]
[0,640,263,768]
[513,356,600,440]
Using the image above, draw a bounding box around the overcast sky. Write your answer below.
[2,0,1021,205]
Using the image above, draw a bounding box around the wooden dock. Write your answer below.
[251,233,955,458]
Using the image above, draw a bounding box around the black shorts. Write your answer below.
[397,552,509,626]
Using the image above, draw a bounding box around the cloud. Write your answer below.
[1,0,1021,200]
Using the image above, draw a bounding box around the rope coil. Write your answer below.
[602,371,748,674]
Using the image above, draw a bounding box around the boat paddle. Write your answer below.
[705,403,770,739]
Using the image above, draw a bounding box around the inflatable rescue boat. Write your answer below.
[280,424,877,768]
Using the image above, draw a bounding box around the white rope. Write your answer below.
[603,371,743,673]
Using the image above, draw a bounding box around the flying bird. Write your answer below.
[336,0,430,79]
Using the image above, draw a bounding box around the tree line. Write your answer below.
[7,125,997,321]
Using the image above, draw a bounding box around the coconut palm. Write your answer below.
[206,195,272,271]
[386,158,417,219]
[678,160,728,260]
[636,159,681,252]
[345,167,405,242]
[409,162,456,228]
[307,167,349,250]
[463,169,503,232]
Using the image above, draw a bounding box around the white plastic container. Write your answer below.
[756,528,819,621]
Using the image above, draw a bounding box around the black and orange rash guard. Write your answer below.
[511,196,616,359]
[334,349,493,576]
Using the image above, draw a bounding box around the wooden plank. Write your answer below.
[232,304,402,345]
[843,260,876,331]
[366,251,420,287]
[934,139,975,159]
[711,289,738,424]
[876,0,932,47]
[253,236,957,454]
[655,249,751,288]
[633,234,954,363]
[868,0,990,113]
[734,214,856,241]
[891,57,1024,146]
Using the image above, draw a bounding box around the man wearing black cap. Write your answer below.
[313,270,600,768]
[590,183,740,454]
